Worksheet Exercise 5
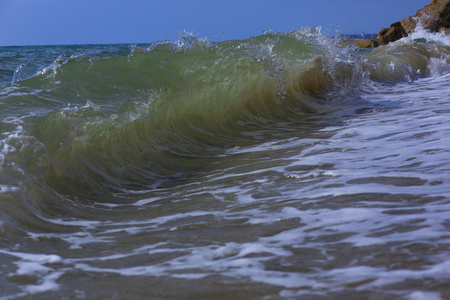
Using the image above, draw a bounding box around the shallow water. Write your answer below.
[0,29,450,299]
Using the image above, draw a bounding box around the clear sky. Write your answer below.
[0,0,429,46]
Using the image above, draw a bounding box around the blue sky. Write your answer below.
[0,0,429,46]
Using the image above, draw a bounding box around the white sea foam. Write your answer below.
[408,21,450,47]
[408,291,443,300]
[0,250,63,295]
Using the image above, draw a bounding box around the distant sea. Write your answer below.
[1,27,450,299]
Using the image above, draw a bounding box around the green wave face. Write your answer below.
[0,30,367,198]
[13,28,450,198]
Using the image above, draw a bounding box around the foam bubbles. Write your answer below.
[408,21,450,47]
[1,250,63,294]
[408,291,443,300]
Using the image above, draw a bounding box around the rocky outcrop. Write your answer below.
[343,38,380,48]
[344,0,450,48]
[401,0,450,34]
[377,22,408,45]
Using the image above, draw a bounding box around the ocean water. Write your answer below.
[0,27,449,299]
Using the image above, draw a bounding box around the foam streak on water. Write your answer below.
[0,28,450,299]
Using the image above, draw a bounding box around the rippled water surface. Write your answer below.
[0,29,450,299]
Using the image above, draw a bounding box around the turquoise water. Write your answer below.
[0,29,450,299]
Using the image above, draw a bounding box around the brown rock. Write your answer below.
[440,27,450,34]
[378,0,450,45]
[341,38,380,48]
[347,0,450,48]
[400,17,417,35]
[418,0,450,31]
[378,22,407,45]
[400,0,450,34]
